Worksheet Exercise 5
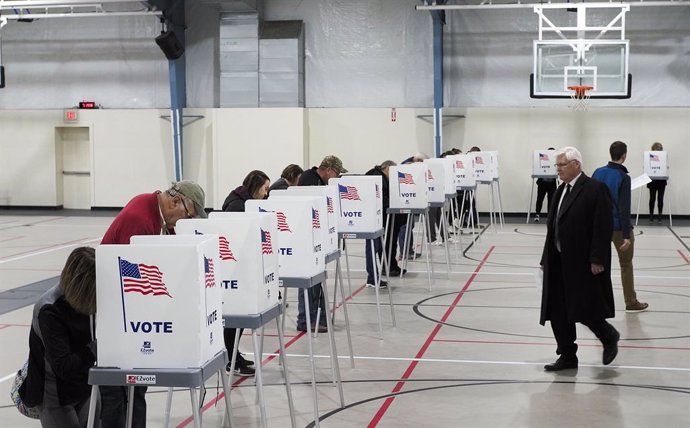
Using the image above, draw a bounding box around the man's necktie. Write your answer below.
[555,184,571,252]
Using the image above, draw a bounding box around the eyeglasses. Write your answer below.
[180,197,194,219]
[555,160,575,168]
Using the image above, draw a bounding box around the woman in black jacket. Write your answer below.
[20,247,98,428]
[221,170,270,376]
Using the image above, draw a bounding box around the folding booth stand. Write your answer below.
[86,351,231,428]
[527,150,558,224]
[339,229,395,339]
[224,303,296,428]
[385,208,434,291]
[280,271,344,428]
[325,248,355,367]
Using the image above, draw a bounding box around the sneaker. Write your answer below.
[366,280,388,289]
[431,240,444,246]
[534,215,540,223]
[625,301,649,312]
[389,268,407,276]
[226,361,255,377]
[406,252,422,260]
[237,353,254,367]
[296,324,328,333]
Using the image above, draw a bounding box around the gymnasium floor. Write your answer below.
[1,211,688,427]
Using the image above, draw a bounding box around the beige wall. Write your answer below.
[1,107,688,215]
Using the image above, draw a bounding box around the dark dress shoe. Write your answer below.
[603,331,620,365]
[389,268,407,276]
[544,356,578,372]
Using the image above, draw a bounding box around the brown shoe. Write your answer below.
[625,301,649,312]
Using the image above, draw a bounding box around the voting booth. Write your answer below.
[449,154,476,188]
[273,186,338,254]
[472,152,493,182]
[329,176,383,233]
[177,214,279,316]
[246,197,325,278]
[482,151,499,180]
[96,235,224,369]
[532,149,557,177]
[423,159,447,204]
[389,164,429,209]
[440,157,457,196]
[644,151,668,178]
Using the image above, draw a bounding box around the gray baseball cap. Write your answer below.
[170,180,207,218]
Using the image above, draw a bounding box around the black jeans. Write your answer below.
[100,385,147,428]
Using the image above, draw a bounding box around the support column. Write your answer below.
[167,1,186,181]
[431,8,445,158]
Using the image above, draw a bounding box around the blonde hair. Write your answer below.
[61,247,97,315]
[651,142,663,151]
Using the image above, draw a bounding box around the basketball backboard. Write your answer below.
[530,4,631,99]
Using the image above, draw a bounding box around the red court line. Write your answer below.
[367,246,495,428]
[0,323,31,327]
[0,236,24,244]
[176,283,367,427]
[678,250,690,265]
[433,339,690,352]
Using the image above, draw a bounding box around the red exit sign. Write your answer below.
[63,109,79,122]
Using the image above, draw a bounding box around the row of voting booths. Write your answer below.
[89,154,506,426]
[527,149,672,224]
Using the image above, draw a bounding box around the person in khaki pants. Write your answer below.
[593,141,649,312]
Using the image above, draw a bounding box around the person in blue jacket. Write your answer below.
[592,141,648,312]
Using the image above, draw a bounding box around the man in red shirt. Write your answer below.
[99,180,206,428]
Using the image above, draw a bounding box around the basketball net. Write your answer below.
[568,85,593,111]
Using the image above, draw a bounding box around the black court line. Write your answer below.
[0,276,59,316]
[412,287,690,341]
[308,379,689,426]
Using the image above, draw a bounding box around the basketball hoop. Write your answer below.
[568,85,593,111]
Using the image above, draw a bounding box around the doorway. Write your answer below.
[55,127,92,209]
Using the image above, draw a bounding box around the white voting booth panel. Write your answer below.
[177,214,279,316]
[480,151,499,180]
[273,187,338,254]
[96,235,223,369]
[389,164,429,209]
[644,151,668,178]
[472,152,493,182]
[329,176,382,233]
[533,150,557,177]
[449,154,476,188]
[246,198,325,278]
[423,159,446,203]
[441,157,457,195]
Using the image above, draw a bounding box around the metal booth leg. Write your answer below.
[400,213,413,276]
[336,255,356,367]
[126,386,135,428]
[251,329,267,428]
[320,276,345,407]
[86,384,99,428]
[189,387,201,428]
[371,238,384,339]
[527,179,535,224]
[303,289,320,427]
[164,387,173,428]
[422,211,434,291]
[275,315,297,428]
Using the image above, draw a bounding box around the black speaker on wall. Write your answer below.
[155,31,185,60]
[0,66,5,88]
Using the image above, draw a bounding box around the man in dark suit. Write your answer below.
[540,146,620,371]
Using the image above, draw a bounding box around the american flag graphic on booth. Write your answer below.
[259,207,291,232]
[312,208,321,229]
[649,153,660,162]
[326,196,334,213]
[375,184,381,199]
[398,171,415,185]
[474,156,484,165]
[539,153,550,161]
[218,236,237,261]
[456,160,464,169]
[204,256,216,288]
[119,259,172,298]
[261,229,273,254]
[338,184,361,201]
